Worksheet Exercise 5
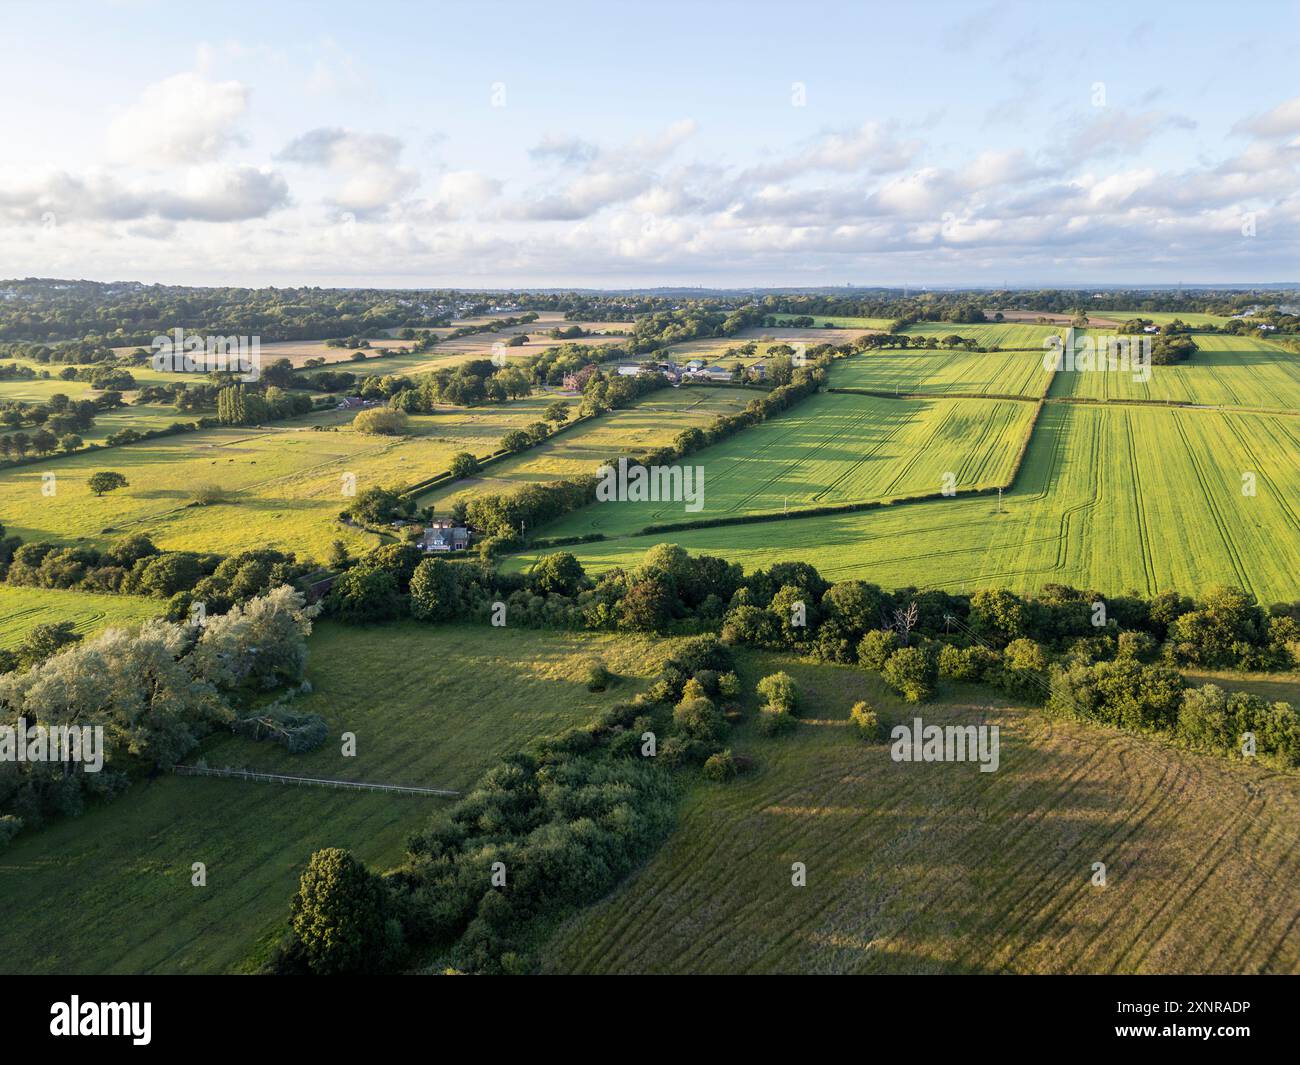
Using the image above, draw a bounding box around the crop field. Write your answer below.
[535,393,1037,539]
[0,623,675,974]
[513,403,1300,602]
[0,401,560,559]
[830,348,1053,398]
[542,651,1300,974]
[898,321,1071,348]
[1049,334,1300,410]
[0,585,161,648]
[417,386,754,510]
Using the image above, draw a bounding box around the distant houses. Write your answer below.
[336,396,380,410]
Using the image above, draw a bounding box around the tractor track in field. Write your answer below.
[1123,411,1159,596]
[1172,413,1254,596]
[1220,415,1300,537]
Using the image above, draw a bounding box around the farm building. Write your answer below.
[688,365,734,383]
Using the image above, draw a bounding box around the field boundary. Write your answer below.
[174,764,460,797]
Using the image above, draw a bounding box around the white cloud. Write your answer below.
[1233,96,1300,139]
[107,72,249,164]
[277,127,417,213]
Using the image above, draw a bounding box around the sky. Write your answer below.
[1,0,1298,288]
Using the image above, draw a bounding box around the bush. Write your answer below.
[756,709,797,737]
[585,658,611,692]
[703,749,738,781]
[938,643,999,682]
[756,671,799,714]
[672,696,727,744]
[290,848,401,974]
[449,451,479,478]
[353,407,409,435]
[882,646,937,702]
[191,482,229,506]
[857,629,901,671]
[849,701,881,742]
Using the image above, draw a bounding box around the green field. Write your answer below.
[542,651,1300,974]
[513,403,1300,602]
[1103,311,1238,327]
[0,585,161,648]
[534,393,1037,538]
[899,321,1069,348]
[417,387,754,510]
[0,402,561,559]
[0,622,676,974]
[1049,335,1300,409]
[831,348,1053,398]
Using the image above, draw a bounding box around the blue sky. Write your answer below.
[2,0,1298,286]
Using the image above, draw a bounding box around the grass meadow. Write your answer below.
[0,585,161,648]
[0,622,676,974]
[542,650,1300,974]
[0,401,562,559]
[417,386,754,510]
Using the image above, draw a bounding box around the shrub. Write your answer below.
[585,658,611,692]
[672,697,727,744]
[756,709,797,737]
[353,407,409,435]
[290,848,401,974]
[449,451,479,478]
[857,629,901,671]
[756,671,799,714]
[849,701,881,742]
[191,482,229,505]
[882,646,937,702]
[703,749,738,781]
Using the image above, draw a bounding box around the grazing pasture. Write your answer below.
[830,348,1052,398]
[417,386,754,510]
[536,393,1038,539]
[543,651,1300,975]
[0,623,674,973]
[0,585,161,648]
[512,403,1300,602]
[0,402,558,558]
